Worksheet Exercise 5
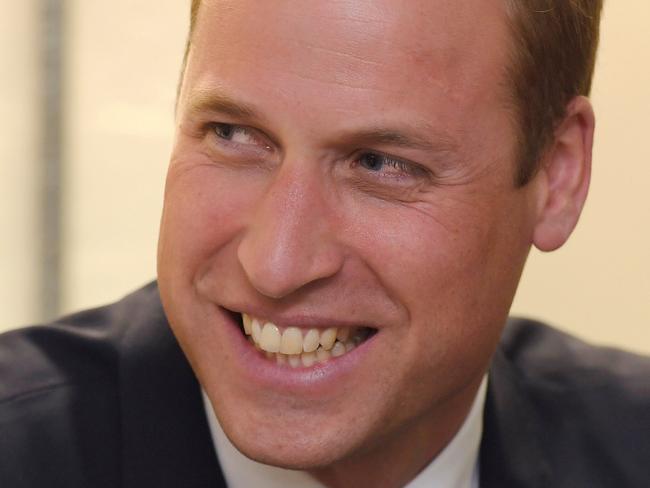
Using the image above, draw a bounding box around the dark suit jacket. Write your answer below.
[1,282,649,487]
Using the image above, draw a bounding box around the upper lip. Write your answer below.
[222,305,376,330]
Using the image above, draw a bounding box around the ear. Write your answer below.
[532,96,595,252]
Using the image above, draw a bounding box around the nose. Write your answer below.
[237,166,345,299]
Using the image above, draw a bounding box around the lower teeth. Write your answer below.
[248,334,366,368]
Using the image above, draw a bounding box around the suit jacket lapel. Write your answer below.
[117,285,226,488]
[479,347,552,487]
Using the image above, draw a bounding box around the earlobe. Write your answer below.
[532,96,595,252]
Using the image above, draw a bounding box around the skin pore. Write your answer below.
[157,1,594,486]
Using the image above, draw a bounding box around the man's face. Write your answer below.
[158,0,540,470]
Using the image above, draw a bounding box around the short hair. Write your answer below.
[183,0,603,185]
[504,0,603,184]
[176,0,202,103]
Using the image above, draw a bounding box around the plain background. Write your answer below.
[1,1,648,354]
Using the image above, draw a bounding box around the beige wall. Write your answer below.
[2,1,649,355]
[510,1,650,354]
[61,0,185,313]
[0,1,40,327]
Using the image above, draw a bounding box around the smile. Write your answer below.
[239,313,374,368]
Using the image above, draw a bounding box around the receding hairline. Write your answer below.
[176,0,203,106]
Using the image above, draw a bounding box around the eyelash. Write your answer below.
[354,152,421,177]
[354,151,431,179]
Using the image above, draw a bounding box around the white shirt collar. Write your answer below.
[203,377,487,488]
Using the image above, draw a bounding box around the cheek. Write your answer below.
[158,163,260,278]
[350,190,530,332]
[344,197,528,401]
[349,200,487,302]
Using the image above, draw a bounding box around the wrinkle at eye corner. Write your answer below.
[379,190,462,235]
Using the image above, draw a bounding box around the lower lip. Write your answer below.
[216,306,376,395]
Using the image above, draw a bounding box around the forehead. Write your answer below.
[185,0,512,141]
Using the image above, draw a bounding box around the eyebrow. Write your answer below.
[184,90,459,156]
[185,91,262,120]
[340,127,458,154]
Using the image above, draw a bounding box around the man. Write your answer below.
[1,0,649,487]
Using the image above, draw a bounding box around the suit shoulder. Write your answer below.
[0,281,161,405]
[500,317,650,393]
[0,283,163,486]
[499,318,650,474]
[485,320,650,486]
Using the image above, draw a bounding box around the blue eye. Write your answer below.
[359,153,385,171]
[214,123,236,140]
[211,123,272,151]
[357,152,413,174]
[213,123,254,143]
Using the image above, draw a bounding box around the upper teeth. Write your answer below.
[243,313,359,355]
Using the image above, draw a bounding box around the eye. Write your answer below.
[212,123,272,150]
[355,152,426,178]
[358,153,386,172]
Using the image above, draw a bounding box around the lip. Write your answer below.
[214,304,378,395]
[224,304,378,331]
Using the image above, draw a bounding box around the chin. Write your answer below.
[222,413,354,470]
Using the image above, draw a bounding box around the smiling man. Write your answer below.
[159,0,546,485]
[2,1,650,487]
